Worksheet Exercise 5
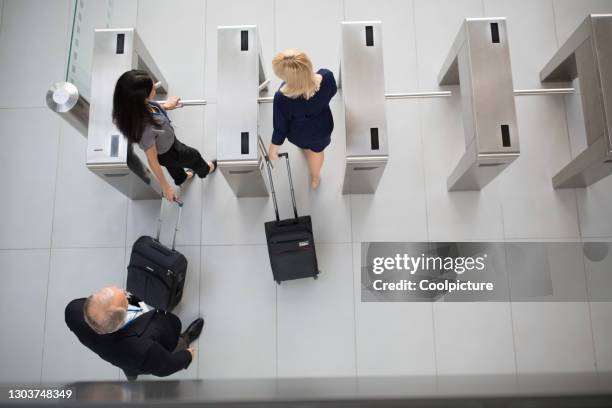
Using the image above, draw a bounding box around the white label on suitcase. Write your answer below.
[298,241,310,247]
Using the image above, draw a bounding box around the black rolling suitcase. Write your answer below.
[126,198,187,311]
[260,140,319,284]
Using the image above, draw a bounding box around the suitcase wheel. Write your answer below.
[276,280,281,285]
[313,275,318,280]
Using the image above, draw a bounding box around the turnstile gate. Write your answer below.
[86,28,169,199]
[541,14,612,188]
[216,25,270,197]
[439,18,520,191]
[340,21,389,194]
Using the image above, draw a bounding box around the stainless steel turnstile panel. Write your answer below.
[219,160,268,197]
[217,25,268,197]
[343,156,389,194]
[541,14,612,188]
[341,21,389,194]
[439,18,520,191]
[87,28,168,199]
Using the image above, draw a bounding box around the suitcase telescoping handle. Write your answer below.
[155,196,184,251]
[278,153,298,220]
[258,136,298,222]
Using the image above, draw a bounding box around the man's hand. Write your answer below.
[268,144,280,161]
[163,96,182,110]
[187,347,196,360]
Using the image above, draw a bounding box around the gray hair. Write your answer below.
[83,287,127,334]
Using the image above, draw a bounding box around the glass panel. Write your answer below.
[65,0,114,101]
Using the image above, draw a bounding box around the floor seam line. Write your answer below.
[200,0,208,380]
[272,0,279,379]
[551,0,560,48]
[503,243,520,378]
[39,100,64,383]
[580,241,599,373]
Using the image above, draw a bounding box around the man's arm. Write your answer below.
[140,343,192,377]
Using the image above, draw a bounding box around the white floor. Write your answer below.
[1,0,612,383]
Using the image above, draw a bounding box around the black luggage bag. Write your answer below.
[260,139,319,284]
[127,198,187,311]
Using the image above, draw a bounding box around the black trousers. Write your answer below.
[157,138,210,186]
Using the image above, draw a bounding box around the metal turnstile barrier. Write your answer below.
[86,28,169,199]
[216,25,269,197]
[541,14,612,188]
[340,21,389,194]
[439,18,520,191]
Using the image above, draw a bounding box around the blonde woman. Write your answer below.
[268,49,337,189]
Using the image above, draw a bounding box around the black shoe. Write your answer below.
[182,318,204,344]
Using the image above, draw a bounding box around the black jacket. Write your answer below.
[65,298,192,377]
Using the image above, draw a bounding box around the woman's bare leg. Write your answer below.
[305,149,325,189]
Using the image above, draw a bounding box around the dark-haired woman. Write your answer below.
[113,70,216,202]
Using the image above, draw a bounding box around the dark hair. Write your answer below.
[112,70,154,144]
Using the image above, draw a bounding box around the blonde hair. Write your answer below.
[272,49,319,99]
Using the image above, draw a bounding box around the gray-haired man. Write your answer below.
[65,286,203,379]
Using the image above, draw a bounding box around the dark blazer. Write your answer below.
[272,68,337,153]
[65,298,192,377]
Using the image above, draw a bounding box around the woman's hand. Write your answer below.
[268,144,280,161]
[163,185,177,202]
[163,96,182,110]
